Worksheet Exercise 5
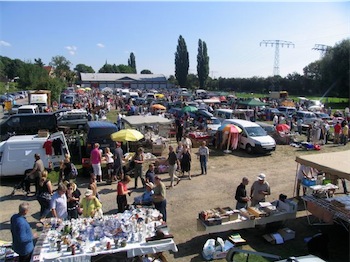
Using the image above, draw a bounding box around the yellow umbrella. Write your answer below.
[84,87,92,91]
[151,104,166,110]
[155,93,165,99]
[110,129,144,142]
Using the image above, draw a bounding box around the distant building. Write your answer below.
[43,66,54,77]
[79,73,173,89]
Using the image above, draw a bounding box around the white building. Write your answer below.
[79,73,173,90]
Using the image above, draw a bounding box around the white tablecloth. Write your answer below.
[38,238,177,261]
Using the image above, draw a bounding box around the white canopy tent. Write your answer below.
[122,115,172,127]
[295,150,350,180]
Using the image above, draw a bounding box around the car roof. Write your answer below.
[87,121,117,128]
[223,119,259,127]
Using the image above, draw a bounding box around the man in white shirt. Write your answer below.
[51,183,68,220]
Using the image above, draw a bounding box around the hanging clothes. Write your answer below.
[52,138,63,155]
[43,140,53,155]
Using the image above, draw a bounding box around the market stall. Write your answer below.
[31,207,177,262]
[122,115,171,155]
[295,151,350,230]
[188,131,211,148]
[197,199,297,234]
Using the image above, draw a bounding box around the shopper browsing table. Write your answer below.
[250,173,271,206]
[152,176,167,222]
[235,177,250,209]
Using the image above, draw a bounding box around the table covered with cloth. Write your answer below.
[31,208,177,261]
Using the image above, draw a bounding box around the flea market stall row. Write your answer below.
[30,207,177,262]
[295,150,350,230]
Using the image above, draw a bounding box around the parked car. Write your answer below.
[17,104,40,114]
[293,111,318,125]
[57,109,88,129]
[8,104,21,115]
[222,119,276,154]
[277,106,297,118]
[314,112,332,123]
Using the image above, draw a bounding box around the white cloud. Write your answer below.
[97,43,105,48]
[0,40,11,47]
[65,45,77,55]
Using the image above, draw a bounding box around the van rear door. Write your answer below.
[49,132,70,168]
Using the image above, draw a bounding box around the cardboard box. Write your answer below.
[263,228,295,244]
[152,144,165,156]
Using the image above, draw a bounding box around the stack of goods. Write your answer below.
[239,208,255,220]
[199,210,222,226]
[247,207,268,218]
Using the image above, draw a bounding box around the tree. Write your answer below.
[34,58,45,67]
[116,64,135,73]
[128,52,137,73]
[197,39,209,89]
[98,63,115,73]
[140,69,152,74]
[320,39,349,99]
[17,63,50,90]
[175,35,189,87]
[74,64,95,73]
[49,55,72,80]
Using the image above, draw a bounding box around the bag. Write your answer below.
[70,163,78,179]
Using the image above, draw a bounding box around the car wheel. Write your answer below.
[246,144,253,154]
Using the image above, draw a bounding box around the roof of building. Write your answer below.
[80,73,167,82]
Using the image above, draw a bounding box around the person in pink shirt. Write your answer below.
[90,143,102,182]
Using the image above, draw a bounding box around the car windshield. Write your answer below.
[245,126,267,137]
[208,118,221,125]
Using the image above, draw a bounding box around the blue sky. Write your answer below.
[0,1,349,78]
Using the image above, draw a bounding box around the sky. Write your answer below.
[0,1,349,79]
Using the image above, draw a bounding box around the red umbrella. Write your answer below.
[276,124,290,132]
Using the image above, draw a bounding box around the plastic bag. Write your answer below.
[202,238,216,261]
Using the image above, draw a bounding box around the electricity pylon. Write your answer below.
[260,40,295,76]
[312,44,331,58]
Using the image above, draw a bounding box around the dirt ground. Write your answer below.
[0,139,349,261]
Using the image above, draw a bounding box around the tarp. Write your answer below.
[122,115,172,127]
[295,151,350,180]
[237,98,267,107]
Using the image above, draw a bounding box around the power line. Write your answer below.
[260,40,295,76]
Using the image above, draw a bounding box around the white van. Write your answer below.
[17,105,40,114]
[222,119,276,154]
[213,108,254,122]
[0,131,70,177]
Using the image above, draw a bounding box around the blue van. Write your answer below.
[85,121,118,156]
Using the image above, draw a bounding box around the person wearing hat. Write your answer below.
[66,182,81,219]
[133,182,154,206]
[152,176,167,222]
[250,173,271,206]
[80,188,102,218]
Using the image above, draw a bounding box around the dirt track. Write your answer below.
[0,141,349,261]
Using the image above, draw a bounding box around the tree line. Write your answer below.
[0,37,348,101]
